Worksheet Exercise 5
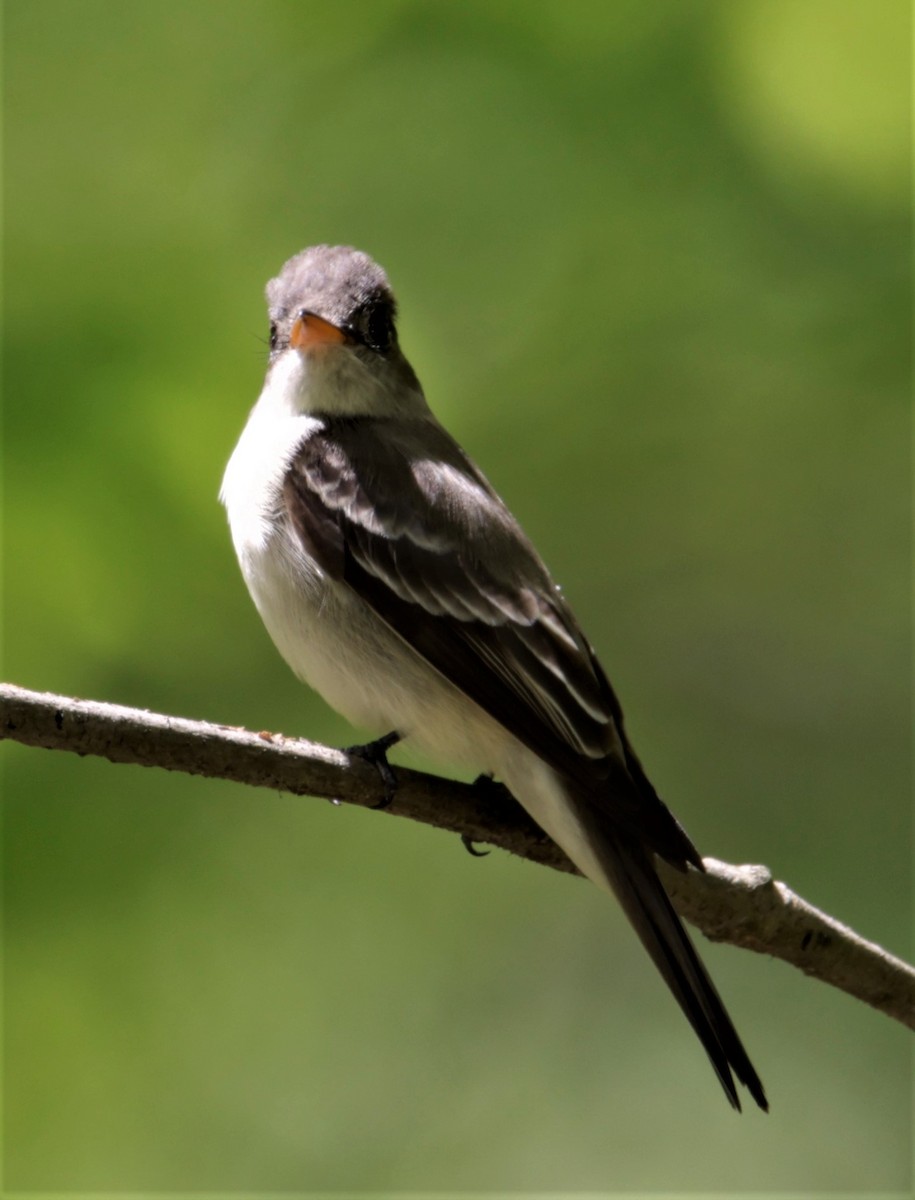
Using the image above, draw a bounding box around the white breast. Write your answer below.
[220,354,333,693]
[220,353,320,567]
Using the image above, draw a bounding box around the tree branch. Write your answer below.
[2,682,912,1030]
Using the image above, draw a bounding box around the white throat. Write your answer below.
[220,344,428,565]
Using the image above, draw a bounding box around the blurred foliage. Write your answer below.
[3,0,911,1194]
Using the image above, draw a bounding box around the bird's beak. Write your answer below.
[289,311,348,351]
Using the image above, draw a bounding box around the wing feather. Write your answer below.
[284,415,700,867]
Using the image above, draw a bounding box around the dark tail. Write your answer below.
[583,814,768,1112]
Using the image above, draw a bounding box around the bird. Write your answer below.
[220,244,767,1112]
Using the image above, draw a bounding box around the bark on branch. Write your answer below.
[2,682,912,1030]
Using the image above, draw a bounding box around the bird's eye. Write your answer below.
[269,322,278,352]
[367,311,392,352]
[353,303,393,354]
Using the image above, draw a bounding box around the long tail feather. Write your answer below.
[580,808,768,1111]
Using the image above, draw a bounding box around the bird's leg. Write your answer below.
[472,771,502,797]
[345,730,401,809]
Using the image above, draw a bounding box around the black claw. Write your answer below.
[461,834,490,858]
[346,730,401,809]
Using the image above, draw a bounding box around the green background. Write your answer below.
[3,0,911,1194]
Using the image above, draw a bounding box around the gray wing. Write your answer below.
[284,414,700,867]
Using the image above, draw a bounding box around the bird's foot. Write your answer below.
[460,772,500,856]
[345,730,401,809]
